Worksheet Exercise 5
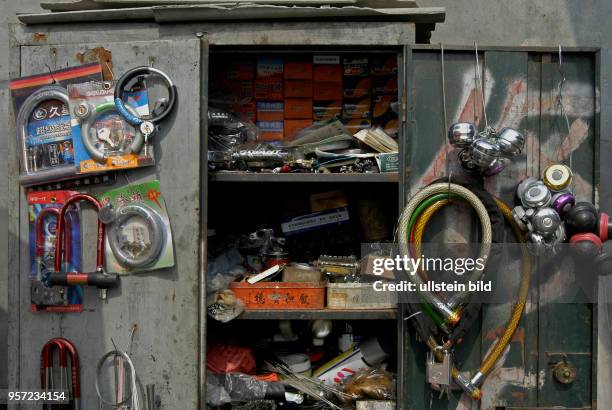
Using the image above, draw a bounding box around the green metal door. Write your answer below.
[403,46,598,409]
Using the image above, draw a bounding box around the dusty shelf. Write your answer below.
[209,172,399,183]
[236,308,398,320]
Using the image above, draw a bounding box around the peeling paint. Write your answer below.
[76,46,113,80]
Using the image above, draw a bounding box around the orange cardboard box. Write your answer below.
[285,98,313,119]
[257,101,284,121]
[370,55,398,76]
[313,100,342,121]
[231,100,257,122]
[285,62,313,80]
[343,77,373,99]
[257,56,283,78]
[225,58,255,80]
[314,83,342,100]
[284,80,313,98]
[257,120,284,141]
[373,77,398,95]
[314,65,342,83]
[255,78,283,101]
[343,57,369,77]
[284,119,313,141]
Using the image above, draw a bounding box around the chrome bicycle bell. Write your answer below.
[521,180,552,209]
[470,138,502,169]
[529,207,561,237]
[496,127,525,156]
[512,206,529,231]
[483,157,508,176]
[543,163,573,191]
[448,123,478,147]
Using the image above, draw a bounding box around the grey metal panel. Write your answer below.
[13,39,201,408]
[10,21,416,46]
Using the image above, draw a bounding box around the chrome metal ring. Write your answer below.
[79,102,144,163]
[107,203,165,269]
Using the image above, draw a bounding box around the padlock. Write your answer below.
[426,350,452,386]
[496,127,525,156]
[448,122,478,147]
[543,163,573,191]
[52,193,119,299]
[32,207,72,308]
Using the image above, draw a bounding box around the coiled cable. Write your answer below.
[417,198,530,399]
[398,183,492,322]
[107,203,165,269]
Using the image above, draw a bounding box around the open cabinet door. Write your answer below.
[403,46,597,409]
[8,38,206,408]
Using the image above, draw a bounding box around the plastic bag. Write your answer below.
[206,372,268,406]
[342,367,395,402]
[207,289,245,323]
[207,248,245,293]
[208,107,258,151]
[207,342,256,375]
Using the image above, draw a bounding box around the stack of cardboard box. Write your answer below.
[210,53,399,143]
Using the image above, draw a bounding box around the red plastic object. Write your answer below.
[230,282,325,310]
[207,342,256,374]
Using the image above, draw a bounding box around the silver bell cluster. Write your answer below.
[511,164,575,253]
[448,123,525,176]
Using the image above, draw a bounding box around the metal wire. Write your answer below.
[557,44,574,188]
[440,43,451,178]
[474,42,489,131]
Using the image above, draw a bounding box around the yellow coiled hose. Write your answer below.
[413,197,531,399]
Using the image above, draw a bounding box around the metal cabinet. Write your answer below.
[7,21,600,410]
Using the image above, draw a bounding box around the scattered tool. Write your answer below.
[41,337,81,410]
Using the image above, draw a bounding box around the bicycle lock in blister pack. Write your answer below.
[49,193,120,300]
[114,66,177,143]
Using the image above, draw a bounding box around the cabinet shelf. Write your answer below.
[209,172,399,183]
[236,308,397,320]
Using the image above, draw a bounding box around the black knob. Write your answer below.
[565,202,598,235]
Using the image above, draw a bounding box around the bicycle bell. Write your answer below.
[521,180,552,209]
[543,163,573,191]
[529,207,561,236]
[448,122,478,147]
[470,138,501,169]
[496,127,525,156]
[551,192,576,215]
